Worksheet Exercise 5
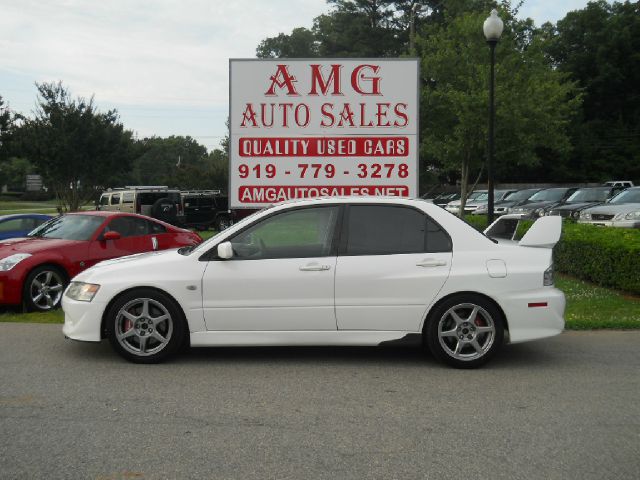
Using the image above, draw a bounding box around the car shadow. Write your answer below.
[62,337,559,370]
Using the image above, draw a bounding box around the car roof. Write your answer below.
[0,213,52,221]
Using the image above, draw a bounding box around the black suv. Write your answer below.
[181,190,233,231]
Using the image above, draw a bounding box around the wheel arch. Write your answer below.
[421,291,509,336]
[100,286,190,348]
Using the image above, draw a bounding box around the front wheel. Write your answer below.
[23,266,67,312]
[105,289,186,363]
[425,295,504,369]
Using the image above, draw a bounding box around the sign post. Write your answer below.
[229,59,419,208]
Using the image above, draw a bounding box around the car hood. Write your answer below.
[553,202,603,211]
[584,203,640,215]
[0,237,84,257]
[512,201,557,211]
[93,249,175,270]
[75,248,180,281]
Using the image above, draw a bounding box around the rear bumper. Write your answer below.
[497,287,565,343]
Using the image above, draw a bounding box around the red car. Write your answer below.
[0,211,202,312]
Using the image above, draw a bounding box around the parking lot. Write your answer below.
[1,323,638,480]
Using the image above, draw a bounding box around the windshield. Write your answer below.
[183,206,274,256]
[503,189,538,202]
[28,215,105,241]
[566,188,610,203]
[467,191,486,201]
[529,189,568,202]
[609,188,640,204]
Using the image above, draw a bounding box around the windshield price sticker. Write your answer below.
[229,59,419,208]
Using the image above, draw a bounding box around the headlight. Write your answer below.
[625,211,640,220]
[543,264,554,286]
[580,212,591,220]
[65,282,100,302]
[572,211,581,219]
[614,213,626,220]
[0,253,32,271]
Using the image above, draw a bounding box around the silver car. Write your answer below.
[578,187,640,228]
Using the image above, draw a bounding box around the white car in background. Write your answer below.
[445,189,515,215]
[579,187,640,228]
[63,197,565,369]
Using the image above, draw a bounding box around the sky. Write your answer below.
[0,0,598,151]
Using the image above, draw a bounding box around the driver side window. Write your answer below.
[229,206,340,260]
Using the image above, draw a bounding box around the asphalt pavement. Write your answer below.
[0,323,638,480]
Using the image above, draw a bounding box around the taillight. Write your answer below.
[543,264,554,286]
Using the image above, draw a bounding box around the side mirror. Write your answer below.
[102,231,121,241]
[217,241,233,259]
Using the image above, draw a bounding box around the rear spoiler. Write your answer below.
[484,214,562,248]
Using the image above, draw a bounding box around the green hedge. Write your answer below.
[464,214,640,294]
[555,223,640,294]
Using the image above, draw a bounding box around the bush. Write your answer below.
[462,214,488,231]
[555,223,640,294]
[20,191,55,201]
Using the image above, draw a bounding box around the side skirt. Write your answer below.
[189,330,417,347]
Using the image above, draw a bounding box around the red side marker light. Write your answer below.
[528,302,548,308]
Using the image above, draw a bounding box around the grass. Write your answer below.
[0,200,60,215]
[0,309,64,324]
[557,274,640,330]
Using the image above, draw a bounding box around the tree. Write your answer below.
[418,6,581,215]
[16,82,135,211]
[0,157,35,191]
[0,95,15,163]
[132,135,208,186]
[128,134,230,191]
[544,1,640,182]
[256,27,318,58]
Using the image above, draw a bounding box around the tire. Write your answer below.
[150,198,178,224]
[23,265,68,312]
[424,294,504,369]
[215,215,232,231]
[105,288,186,364]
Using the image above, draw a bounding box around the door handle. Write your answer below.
[151,237,158,250]
[299,264,331,271]
[416,259,447,267]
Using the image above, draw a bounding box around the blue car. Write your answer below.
[0,213,53,240]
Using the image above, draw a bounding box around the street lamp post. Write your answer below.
[483,9,503,225]
[409,3,421,56]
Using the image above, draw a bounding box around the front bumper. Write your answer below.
[62,295,109,342]
[578,219,640,228]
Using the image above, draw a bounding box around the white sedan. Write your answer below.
[62,197,565,368]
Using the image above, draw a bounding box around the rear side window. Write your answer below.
[344,205,451,255]
[122,192,134,204]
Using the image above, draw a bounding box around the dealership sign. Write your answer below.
[229,59,419,208]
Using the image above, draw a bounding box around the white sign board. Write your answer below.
[229,59,419,208]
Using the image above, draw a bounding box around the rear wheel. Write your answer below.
[23,265,67,312]
[150,198,178,225]
[105,289,186,363]
[425,294,504,368]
